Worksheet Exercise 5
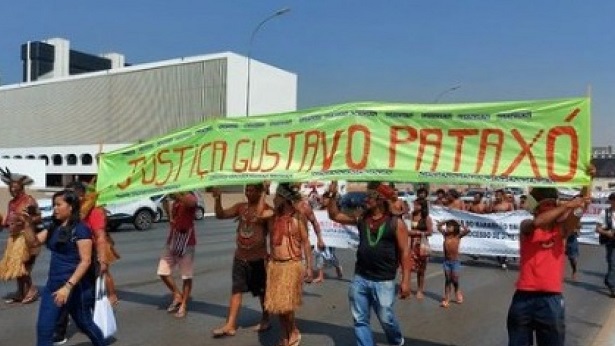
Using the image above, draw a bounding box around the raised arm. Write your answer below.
[211,188,240,219]
[297,200,325,249]
[256,182,274,220]
[435,220,447,235]
[459,222,471,238]
[325,181,357,226]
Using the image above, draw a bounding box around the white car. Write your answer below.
[38,198,53,221]
[150,192,206,223]
[39,196,160,231]
[105,198,157,231]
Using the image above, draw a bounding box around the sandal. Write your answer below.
[212,327,236,338]
[440,300,450,308]
[21,291,39,304]
[4,297,22,304]
[166,300,181,313]
[4,293,22,304]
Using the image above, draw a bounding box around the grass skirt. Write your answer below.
[0,233,29,280]
[264,260,303,314]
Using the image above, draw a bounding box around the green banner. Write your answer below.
[97,98,591,204]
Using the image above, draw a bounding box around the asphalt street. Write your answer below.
[1,217,614,346]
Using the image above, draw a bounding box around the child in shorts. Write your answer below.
[437,219,470,308]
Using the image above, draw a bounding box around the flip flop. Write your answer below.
[166,300,181,313]
[21,292,39,304]
[4,293,22,304]
[212,327,236,338]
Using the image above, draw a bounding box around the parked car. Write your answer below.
[151,191,206,223]
[38,198,53,222]
[38,196,157,231]
[105,198,157,231]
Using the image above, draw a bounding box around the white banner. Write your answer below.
[427,206,522,257]
[309,205,606,253]
[578,203,607,245]
[309,211,359,248]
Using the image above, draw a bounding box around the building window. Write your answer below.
[52,154,63,166]
[38,155,49,165]
[13,155,22,159]
[66,154,78,166]
[26,155,35,159]
[81,154,93,165]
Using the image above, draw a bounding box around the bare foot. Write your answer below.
[313,276,324,284]
[440,299,450,308]
[416,291,425,300]
[455,291,464,304]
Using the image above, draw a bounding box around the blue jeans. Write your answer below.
[37,282,106,346]
[348,275,404,346]
[605,244,615,290]
[507,291,565,346]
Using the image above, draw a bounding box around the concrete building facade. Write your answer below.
[0,39,297,186]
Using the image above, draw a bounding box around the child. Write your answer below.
[313,247,343,283]
[566,222,581,281]
[437,219,470,308]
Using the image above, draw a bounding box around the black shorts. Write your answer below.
[232,258,266,297]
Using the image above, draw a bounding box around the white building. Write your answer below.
[0,39,297,186]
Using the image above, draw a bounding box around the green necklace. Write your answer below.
[367,222,386,247]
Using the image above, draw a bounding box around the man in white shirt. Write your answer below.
[596,192,615,298]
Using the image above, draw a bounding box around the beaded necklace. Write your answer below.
[366,215,387,247]
[366,223,386,247]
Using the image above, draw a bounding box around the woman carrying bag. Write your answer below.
[22,189,106,346]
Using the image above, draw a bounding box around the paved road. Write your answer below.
[1,218,614,346]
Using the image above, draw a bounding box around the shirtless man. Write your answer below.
[211,183,271,338]
[446,189,465,211]
[436,219,470,308]
[490,189,515,213]
[467,192,488,214]
[489,189,515,268]
[433,189,447,206]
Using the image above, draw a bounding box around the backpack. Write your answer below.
[600,207,614,245]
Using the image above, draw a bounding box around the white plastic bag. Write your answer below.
[93,275,117,339]
[419,233,431,257]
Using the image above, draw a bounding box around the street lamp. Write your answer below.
[433,84,461,103]
[245,7,291,117]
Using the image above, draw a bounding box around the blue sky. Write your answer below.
[1,1,614,145]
